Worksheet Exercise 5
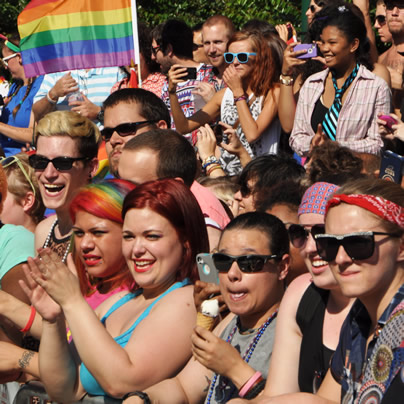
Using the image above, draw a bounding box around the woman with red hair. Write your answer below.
[168,31,281,175]
[22,178,209,400]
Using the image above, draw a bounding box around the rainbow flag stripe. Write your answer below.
[18,0,134,78]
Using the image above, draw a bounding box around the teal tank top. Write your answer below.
[80,279,191,396]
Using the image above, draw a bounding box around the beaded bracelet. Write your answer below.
[121,391,151,403]
[20,306,36,333]
[244,378,266,400]
[202,159,219,170]
[234,94,248,103]
[239,371,262,398]
[46,91,58,104]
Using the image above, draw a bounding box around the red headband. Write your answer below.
[326,194,404,229]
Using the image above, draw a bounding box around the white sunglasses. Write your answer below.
[2,53,18,67]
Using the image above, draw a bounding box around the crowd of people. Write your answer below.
[0,0,403,403]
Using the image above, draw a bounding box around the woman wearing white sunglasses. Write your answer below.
[0,34,43,156]
[168,30,281,176]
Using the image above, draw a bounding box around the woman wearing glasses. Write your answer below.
[250,178,404,403]
[21,179,209,400]
[123,211,289,403]
[0,34,43,156]
[168,30,281,176]
[0,153,44,233]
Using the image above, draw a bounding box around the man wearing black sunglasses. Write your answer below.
[374,0,393,44]
[102,88,170,177]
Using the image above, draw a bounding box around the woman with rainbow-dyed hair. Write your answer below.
[69,179,135,307]
[0,179,135,386]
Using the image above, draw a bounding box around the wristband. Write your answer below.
[244,378,266,399]
[20,306,36,333]
[239,371,262,398]
[121,391,151,403]
[46,91,58,104]
[234,94,248,103]
[202,156,219,169]
[207,164,222,175]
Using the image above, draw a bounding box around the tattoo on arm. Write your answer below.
[18,350,34,369]
[203,376,212,393]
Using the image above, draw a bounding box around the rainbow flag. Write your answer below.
[18,0,136,78]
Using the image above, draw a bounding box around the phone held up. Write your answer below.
[197,253,219,285]
[379,150,404,184]
[295,43,318,59]
[183,67,197,80]
[379,114,398,130]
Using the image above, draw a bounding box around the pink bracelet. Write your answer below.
[239,371,262,398]
[234,94,248,102]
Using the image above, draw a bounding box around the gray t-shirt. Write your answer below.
[205,314,276,403]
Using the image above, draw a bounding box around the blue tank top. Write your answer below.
[80,279,191,396]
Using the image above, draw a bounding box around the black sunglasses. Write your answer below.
[288,224,325,249]
[375,15,387,25]
[386,2,404,10]
[212,253,280,273]
[101,121,157,141]
[151,45,162,55]
[28,154,87,171]
[314,231,400,262]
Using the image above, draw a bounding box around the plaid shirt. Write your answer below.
[290,65,391,156]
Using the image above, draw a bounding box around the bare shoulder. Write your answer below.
[34,215,57,249]
[278,273,312,318]
[153,284,196,315]
[372,63,392,87]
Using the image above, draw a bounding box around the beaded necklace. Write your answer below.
[206,309,278,404]
[43,218,71,263]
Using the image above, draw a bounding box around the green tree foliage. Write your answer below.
[0,0,29,35]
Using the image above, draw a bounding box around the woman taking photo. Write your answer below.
[0,34,43,156]
[168,31,281,175]
[123,211,290,403]
[21,178,209,400]
[290,4,391,157]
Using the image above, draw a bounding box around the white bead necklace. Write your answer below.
[43,218,71,263]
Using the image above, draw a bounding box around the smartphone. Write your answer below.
[210,123,223,144]
[183,67,197,80]
[379,150,404,184]
[379,115,398,130]
[295,43,318,59]
[197,253,219,285]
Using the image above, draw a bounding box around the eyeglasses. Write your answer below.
[288,224,325,249]
[28,154,88,171]
[1,53,18,67]
[212,253,280,273]
[314,231,400,262]
[151,45,162,56]
[101,120,157,141]
[224,52,257,64]
[308,5,316,13]
[0,156,36,197]
[375,15,387,25]
[386,3,404,11]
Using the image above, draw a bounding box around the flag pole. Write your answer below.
[130,0,141,86]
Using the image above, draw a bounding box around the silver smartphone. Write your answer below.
[196,253,219,285]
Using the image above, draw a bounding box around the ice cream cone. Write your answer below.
[196,311,216,331]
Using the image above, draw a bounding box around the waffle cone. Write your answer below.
[196,312,216,331]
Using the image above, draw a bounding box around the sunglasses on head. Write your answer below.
[288,224,325,249]
[101,120,157,141]
[375,15,387,25]
[224,52,257,64]
[28,154,88,171]
[314,231,400,262]
[212,253,280,273]
[0,156,36,197]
